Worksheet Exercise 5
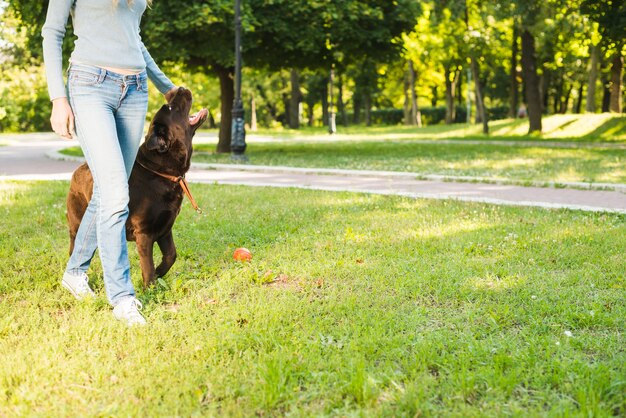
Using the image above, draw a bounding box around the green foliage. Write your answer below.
[0,66,50,132]
[0,0,621,134]
[5,0,75,64]
[580,0,626,49]
[0,6,51,132]
[142,0,420,71]
[141,0,235,69]
[147,63,221,123]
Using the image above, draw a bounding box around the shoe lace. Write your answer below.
[130,298,143,311]
[125,298,144,321]
[76,274,91,293]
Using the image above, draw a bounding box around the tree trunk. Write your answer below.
[307,103,314,127]
[352,87,361,124]
[328,68,336,133]
[281,75,290,127]
[250,94,258,131]
[207,108,216,129]
[602,75,611,112]
[409,60,421,127]
[457,69,465,107]
[471,58,488,134]
[444,66,460,124]
[289,69,301,129]
[431,85,438,107]
[256,84,278,121]
[575,83,584,114]
[553,75,563,114]
[585,44,599,113]
[560,83,572,114]
[521,29,542,133]
[215,64,234,153]
[338,73,348,127]
[364,93,372,126]
[305,89,315,127]
[540,71,550,114]
[403,60,419,126]
[509,24,519,118]
[403,67,411,125]
[609,51,623,113]
[321,83,329,126]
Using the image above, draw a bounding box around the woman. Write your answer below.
[42,0,176,325]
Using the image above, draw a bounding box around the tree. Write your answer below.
[430,5,467,124]
[512,0,544,132]
[403,6,438,127]
[581,0,626,113]
[463,0,488,134]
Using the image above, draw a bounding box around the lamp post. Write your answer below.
[231,0,247,160]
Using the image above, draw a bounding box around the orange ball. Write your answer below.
[233,247,252,262]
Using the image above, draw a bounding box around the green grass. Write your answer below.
[59,146,83,157]
[194,141,626,185]
[239,114,626,143]
[1,181,625,416]
[60,115,626,185]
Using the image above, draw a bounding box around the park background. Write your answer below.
[1,0,624,144]
[1,0,626,416]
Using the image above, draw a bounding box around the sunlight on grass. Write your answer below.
[0,182,29,207]
[61,115,626,186]
[1,181,626,415]
[546,114,614,138]
[186,115,626,186]
[416,218,490,240]
[466,273,525,292]
[247,114,626,142]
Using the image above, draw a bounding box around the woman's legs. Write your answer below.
[64,65,148,307]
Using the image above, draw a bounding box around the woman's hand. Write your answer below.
[164,86,179,103]
[50,97,75,140]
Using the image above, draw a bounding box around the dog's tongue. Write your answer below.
[189,109,208,126]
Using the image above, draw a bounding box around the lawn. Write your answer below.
[58,115,626,186]
[1,181,625,416]
[194,141,626,185]
[242,114,626,143]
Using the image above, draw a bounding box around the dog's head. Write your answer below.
[144,87,208,156]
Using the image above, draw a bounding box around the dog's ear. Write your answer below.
[145,124,169,153]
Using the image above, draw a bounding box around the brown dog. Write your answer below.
[67,87,207,286]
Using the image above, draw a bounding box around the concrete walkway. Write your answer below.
[2,133,626,214]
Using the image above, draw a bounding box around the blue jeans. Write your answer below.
[65,64,148,306]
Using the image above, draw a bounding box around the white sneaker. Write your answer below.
[61,272,95,300]
[113,297,147,326]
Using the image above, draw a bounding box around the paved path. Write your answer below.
[2,133,626,214]
[0,134,80,179]
[185,168,626,214]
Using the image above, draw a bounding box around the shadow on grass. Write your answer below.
[580,116,626,141]
[244,114,626,143]
[1,180,626,416]
[195,140,626,184]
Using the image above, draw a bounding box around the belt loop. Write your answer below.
[98,68,106,83]
[136,73,141,90]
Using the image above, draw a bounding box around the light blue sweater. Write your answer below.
[42,0,175,100]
